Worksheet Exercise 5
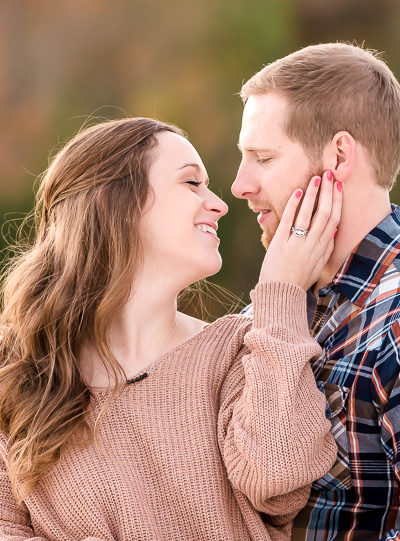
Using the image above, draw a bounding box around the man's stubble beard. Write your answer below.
[261,163,323,250]
[261,209,280,249]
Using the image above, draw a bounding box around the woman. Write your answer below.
[0,118,339,540]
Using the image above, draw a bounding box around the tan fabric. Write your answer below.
[0,282,336,541]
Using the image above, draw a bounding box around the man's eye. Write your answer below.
[256,157,271,164]
[186,180,201,186]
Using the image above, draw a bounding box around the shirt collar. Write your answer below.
[325,204,400,308]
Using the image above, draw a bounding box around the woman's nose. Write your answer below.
[205,192,228,217]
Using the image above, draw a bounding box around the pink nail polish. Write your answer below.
[337,181,342,192]
[295,189,303,198]
[314,176,321,187]
[326,170,333,181]
[334,229,338,238]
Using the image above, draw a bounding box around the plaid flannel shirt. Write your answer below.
[243,204,400,540]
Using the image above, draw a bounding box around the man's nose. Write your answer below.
[231,166,261,200]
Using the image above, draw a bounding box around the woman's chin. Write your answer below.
[186,256,223,284]
[199,256,223,280]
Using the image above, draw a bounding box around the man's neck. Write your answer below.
[313,186,392,294]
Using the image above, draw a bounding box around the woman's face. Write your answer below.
[140,132,228,288]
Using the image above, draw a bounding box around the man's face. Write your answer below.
[232,92,322,248]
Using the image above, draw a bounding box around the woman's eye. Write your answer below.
[186,180,201,186]
[256,157,271,164]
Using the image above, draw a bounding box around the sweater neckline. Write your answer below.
[89,314,240,395]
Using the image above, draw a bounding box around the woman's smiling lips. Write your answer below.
[194,222,220,242]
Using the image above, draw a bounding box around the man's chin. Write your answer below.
[261,228,277,250]
[261,231,269,250]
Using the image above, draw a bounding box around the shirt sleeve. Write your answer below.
[217,281,337,518]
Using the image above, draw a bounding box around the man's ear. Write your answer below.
[322,131,356,182]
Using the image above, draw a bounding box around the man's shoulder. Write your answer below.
[367,257,400,308]
[338,262,400,361]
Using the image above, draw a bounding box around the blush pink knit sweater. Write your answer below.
[0,282,336,540]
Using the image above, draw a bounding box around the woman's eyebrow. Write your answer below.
[177,162,200,171]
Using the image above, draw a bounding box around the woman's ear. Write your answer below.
[322,131,356,182]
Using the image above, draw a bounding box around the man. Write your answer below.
[232,43,400,540]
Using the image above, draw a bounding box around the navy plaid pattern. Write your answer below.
[243,205,400,540]
[293,205,400,540]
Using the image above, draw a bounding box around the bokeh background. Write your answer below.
[2,0,400,316]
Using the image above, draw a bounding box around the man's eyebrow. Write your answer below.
[237,144,278,154]
[177,163,209,186]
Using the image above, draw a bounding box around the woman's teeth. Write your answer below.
[195,224,217,236]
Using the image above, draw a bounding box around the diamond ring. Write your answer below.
[291,226,308,237]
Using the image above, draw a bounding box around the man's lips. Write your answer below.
[250,207,272,226]
[257,211,272,225]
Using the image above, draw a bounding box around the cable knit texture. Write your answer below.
[0,282,336,541]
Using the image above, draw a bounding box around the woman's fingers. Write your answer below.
[275,170,339,244]
[319,180,343,247]
[273,188,304,241]
[260,170,342,291]
[306,170,335,240]
[292,175,322,233]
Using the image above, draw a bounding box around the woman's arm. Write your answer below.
[0,443,43,540]
[0,445,111,541]
[218,281,336,514]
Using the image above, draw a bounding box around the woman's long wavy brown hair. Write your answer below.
[0,117,183,503]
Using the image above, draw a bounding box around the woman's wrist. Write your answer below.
[250,281,310,337]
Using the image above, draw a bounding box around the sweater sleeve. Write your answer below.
[217,281,337,517]
[0,435,42,540]
[0,436,109,541]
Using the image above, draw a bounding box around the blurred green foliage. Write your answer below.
[1,0,400,317]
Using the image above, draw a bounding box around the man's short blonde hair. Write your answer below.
[241,43,400,189]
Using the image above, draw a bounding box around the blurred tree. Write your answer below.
[1,0,400,316]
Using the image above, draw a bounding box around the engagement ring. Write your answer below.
[291,226,308,237]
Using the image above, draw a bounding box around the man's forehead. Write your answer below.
[242,94,287,127]
[239,93,289,148]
